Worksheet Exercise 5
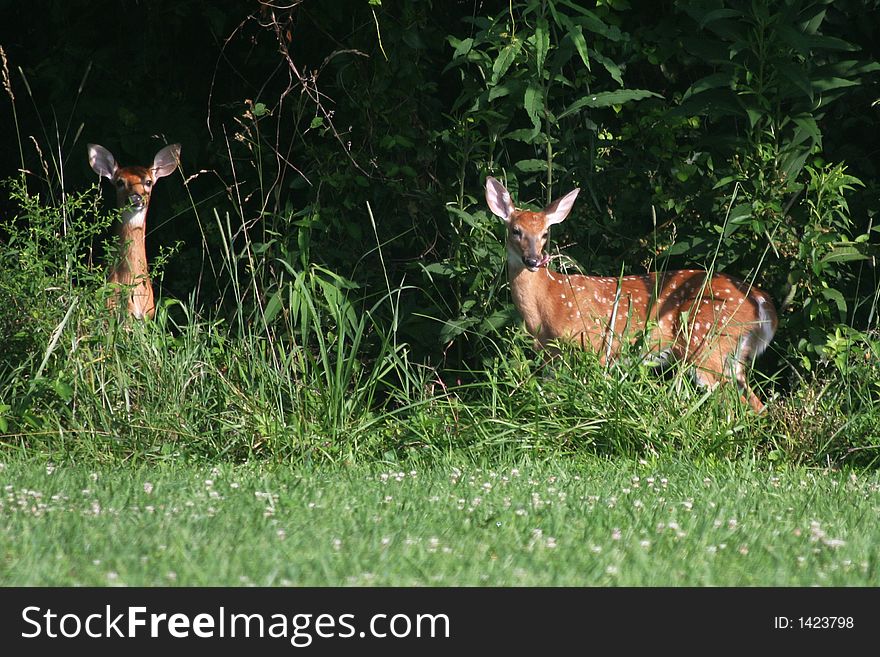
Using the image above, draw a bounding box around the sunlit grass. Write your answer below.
[2,456,877,586]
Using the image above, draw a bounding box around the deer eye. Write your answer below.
[114,179,126,188]
[512,227,522,237]
[542,232,549,240]
[144,179,152,188]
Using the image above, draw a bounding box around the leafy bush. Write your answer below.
[0,181,112,435]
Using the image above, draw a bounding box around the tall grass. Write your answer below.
[0,130,877,469]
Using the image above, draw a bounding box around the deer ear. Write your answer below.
[544,188,579,226]
[88,144,118,180]
[152,144,181,179]
[485,176,515,221]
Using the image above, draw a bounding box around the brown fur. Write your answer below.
[486,177,778,412]
[88,143,181,319]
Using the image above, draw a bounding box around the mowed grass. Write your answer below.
[1,455,877,586]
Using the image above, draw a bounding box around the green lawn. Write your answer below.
[2,455,876,586]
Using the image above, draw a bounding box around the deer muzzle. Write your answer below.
[522,253,550,271]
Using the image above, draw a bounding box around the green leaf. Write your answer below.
[504,128,542,143]
[591,49,623,86]
[568,25,590,69]
[53,379,73,403]
[421,261,457,277]
[777,24,813,58]
[515,159,549,172]
[802,34,859,52]
[780,149,810,184]
[440,317,479,343]
[534,18,549,73]
[712,174,742,190]
[682,72,732,100]
[680,35,730,64]
[816,60,880,79]
[488,84,514,101]
[744,107,763,130]
[801,6,827,35]
[560,89,662,119]
[523,84,544,132]
[820,245,868,264]
[692,8,741,28]
[491,41,522,84]
[447,206,492,232]
[777,62,815,101]
[700,17,746,41]
[487,79,524,105]
[557,3,621,41]
[448,36,474,59]
[719,205,750,237]
[482,308,515,332]
[811,76,860,93]
[264,290,283,324]
[791,115,821,145]
[665,236,707,257]
[820,287,847,315]
[670,88,741,118]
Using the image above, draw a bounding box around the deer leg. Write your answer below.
[728,356,765,413]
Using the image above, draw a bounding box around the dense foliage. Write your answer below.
[0,0,878,467]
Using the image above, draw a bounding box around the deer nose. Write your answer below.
[522,253,549,271]
[129,193,145,208]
